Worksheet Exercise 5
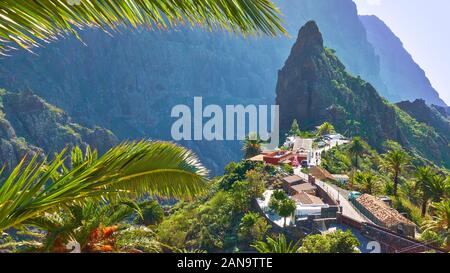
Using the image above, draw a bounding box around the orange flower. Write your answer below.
[100,245,114,252]
[102,226,118,238]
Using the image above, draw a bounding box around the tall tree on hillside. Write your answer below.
[288,119,302,137]
[242,133,264,159]
[345,120,361,138]
[380,147,410,196]
[415,166,436,217]
[317,122,335,137]
[348,137,366,169]
[0,0,286,55]
[354,172,380,195]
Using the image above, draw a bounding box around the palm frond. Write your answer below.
[0,140,208,232]
[0,0,286,55]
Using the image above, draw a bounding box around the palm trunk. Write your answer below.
[421,200,428,217]
[393,172,399,196]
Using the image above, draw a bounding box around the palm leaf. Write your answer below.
[0,140,208,232]
[0,0,286,55]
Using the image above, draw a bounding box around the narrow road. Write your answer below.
[314,180,367,223]
[295,170,367,223]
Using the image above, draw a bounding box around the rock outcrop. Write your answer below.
[276,21,450,168]
[0,90,118,172]
[397,99,450,140]
[0,0,400,174]
[0,0,446,173]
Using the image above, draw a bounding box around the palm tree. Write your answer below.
[380,148,409,196]
[0,140,208,232]
[242,133,264,159]
[422,200,450,249]
[0,0,286,55]
[252,234,300,253]
[348,137,365,169]
[345,120,361,138]
[415,167,448,217]
[277,199,296,228]
[28,200,142,252]
[288,119,302,137]
[354,172,379,195]
[415,166,435,217]
[317,122,335,137]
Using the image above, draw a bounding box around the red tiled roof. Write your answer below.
[356,194,415,227]
[310,166,335,181]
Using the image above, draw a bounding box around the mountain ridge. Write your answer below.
[360,15,447,106]
[276,21,450,168]
[0,90,118,172]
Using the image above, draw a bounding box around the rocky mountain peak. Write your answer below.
[287,21,324,66]
[276,22,450,169]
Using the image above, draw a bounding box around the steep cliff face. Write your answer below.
[0,0,390,174]
[397,99,450,140]
[276,21,450,168]
[276,0,386,95]
[0,0,445,174]
[0,90,118,172]
[360,15,447,106]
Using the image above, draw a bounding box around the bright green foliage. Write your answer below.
[115,225,162,253]
[298,230,360,253]
[221,160,261,190]
[281,164,294,175]
[157,160,271,252]
[422,200,450,248]
[354,171,381,195]
[348,137,367,169]
[0,141,208,232]
[28,200,141,252]
[317,122,335,136]
[321,146,353,174]
[237,212,271,244]
[242,133,264,159]
[288,119,302,137]
[0,0,286,54]
[268,190,288,212]
[135,200,165,226]
[419,230,445,249]
[277,199,296,227]
[252,234,301,253]
[380,147,410,196]
[232,170,266,208]
[268,190,295,227]
[158,191,238,251]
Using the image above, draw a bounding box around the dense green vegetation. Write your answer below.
[252,230,360,253]
[277,21,450,170]
[320,136,449,248]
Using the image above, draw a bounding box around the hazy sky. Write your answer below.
[354,0,450,105]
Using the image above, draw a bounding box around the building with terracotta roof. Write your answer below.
[290,183,317,196]
[282,175,303,185]
[309,166,336,181]
[292,191,325,206]
[353,194,416,237]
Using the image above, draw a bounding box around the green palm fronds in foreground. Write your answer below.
[0,0,287,54]
[0,140,208,232]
